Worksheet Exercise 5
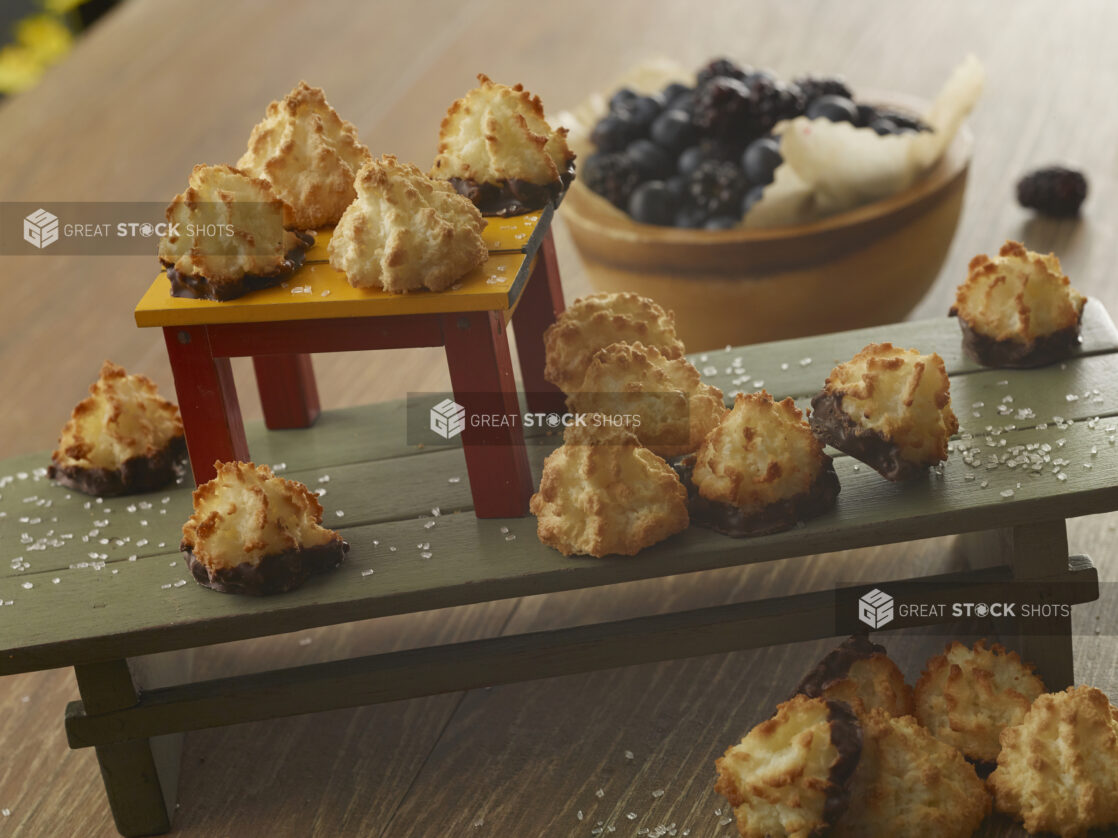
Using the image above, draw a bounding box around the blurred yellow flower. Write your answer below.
[44,0,92,12]
[0,45,44,94]
[17,14,74,63]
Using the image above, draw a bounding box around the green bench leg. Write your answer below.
[1007,520,1075,690]
[73,655,191,837]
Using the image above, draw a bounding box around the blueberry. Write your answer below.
[669,91,696,114]
[742,137,782,186]
[664,175,689,202]
[674,205,708,228]
[650,109,697,153]
[704,215,739,230]
[627,181,676,226]
[617,95,663,130]
[741,184,765,216]
[610,88,638,113]
[626,139,674,179]
[870,117,899,135]
[805,94,859,124]
[661,82,692,104]
[856,104,878,127]
[590,114,638,152]
[677,145,706,177]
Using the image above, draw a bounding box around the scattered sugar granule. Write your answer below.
[424,520,436,530]
[448,476,461,484]
[595,788,605,799]
[172,579,187,588]
[652,789,665,798]
[624,750,635,760]
[335,510,344,517]
[52,578,60,584]
[21,582,31,590]
[160,583,172,590]
[298,637,313,646]
[421,551,432,559]
[318,475,331,484]
[1000,489,1015,498]
[361,569,375,577]
[505,534,516,542]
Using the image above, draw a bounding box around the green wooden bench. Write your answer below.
[3,303,1116,836]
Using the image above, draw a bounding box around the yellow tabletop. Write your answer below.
[135,211,545,328]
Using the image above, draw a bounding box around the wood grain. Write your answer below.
[2,0,1118,836]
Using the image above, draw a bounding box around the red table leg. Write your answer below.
[163,326,249,485]
[512,229,567,416]
[252,354,321,430]
[442,311,534,518]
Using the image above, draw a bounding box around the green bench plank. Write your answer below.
[697,298,1118,401]
[3,414,1116,675]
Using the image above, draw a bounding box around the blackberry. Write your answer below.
[746,77,805,136]
[692,77,753,139]
[1017,167,1088,217]
[582,152,641,210]
[696,57,748,86]
[794,75,852,103]
[688,159,748,217]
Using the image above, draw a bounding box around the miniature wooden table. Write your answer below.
[3,304,1117,836]
[134,207,566,519]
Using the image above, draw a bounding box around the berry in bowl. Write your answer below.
[560,57,982,351]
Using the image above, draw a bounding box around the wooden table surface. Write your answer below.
[1,1,1117,835]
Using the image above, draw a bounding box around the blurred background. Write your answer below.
[0,0,118,97]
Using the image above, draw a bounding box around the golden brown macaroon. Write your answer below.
[830,709,990,838]
[181,461,348,595]
[914,639,1045,764]
[542,292,686,394]
[809,343,959,481]
[951,240,1086,368]
[715,695,862,838]
[568,342,726,459]
[158,164,312,301]
[328,154,488,293]
[237,81,372,229]
[529,420,688,557]
[681,391,839,536]
[988,686,1118,837]
[48,361,185,496]
[795,635,915,719]
[431,73,575,215]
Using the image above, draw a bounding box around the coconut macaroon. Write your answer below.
[715,695,862,838]
[568,342,726,459]
[951,240,1087,368]
[830,709,990,838]
[529,421,688,557]
[237,81,372,229]
[48,361,185,496]
[795,636,915,720]
[431,73,576,215]
[914,640,1046,764]
[182,461,348,595]
[328,154,488,293]
[681,391,839,536]
[810,343,959,481]
[988,686,1118,837]
[543,292,686,393]
[158,164,313,301]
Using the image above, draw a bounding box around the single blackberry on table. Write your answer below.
[1017,167,1088,217]
[794,75,853,103]
[692,77,754,139]
[688,159,749,218]
[582,152,642,210]
[746,77,805,136]
[696,57,748,86]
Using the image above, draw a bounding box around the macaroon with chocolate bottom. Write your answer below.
[181,461,348,596]
[810,343,958,481]
[431,74,576,216]
[950,240,1087,368]
[237,81,372,229]
[795,635,915,719]
[49,361,186,496]
[715,694,862,838]
[158,164,313,301]
[675,390,839,537]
